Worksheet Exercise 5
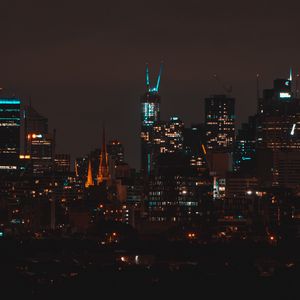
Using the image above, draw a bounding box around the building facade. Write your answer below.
[205,94,235,152]
[140,63,162,177]
[0,97,21,173]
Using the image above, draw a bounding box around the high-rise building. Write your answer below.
[23,104,55,175]
[257,149,300,189]
[272,150,300,189]
[24,104,48,154]
[153,116,184,154]
[205,94,235,152]
[28,133,54,175]
[140,63,162,177]
[107,140,124,165]
[234,116,256,172]
[146,153,213,225]
[75,156,88,179]
[183,124,207,171]
[0,97,21,173]
[54,154,70,173]
[257,77,300,151]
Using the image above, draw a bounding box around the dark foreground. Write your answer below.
[1,237,300,299]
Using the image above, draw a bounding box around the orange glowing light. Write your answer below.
[201,144,207,155]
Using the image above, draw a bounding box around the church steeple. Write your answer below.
[97,125,110,184]
[85,159,94,188]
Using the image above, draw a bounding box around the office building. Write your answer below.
[153,116,184,155]
[54,154,71,173]
[257,76,300,150]
[234,116,256,172]
[0,97,21,173]
[107,140,124,166]
[24,104,48,154]
[183,124,207,171]
[205,94,235,152]
[28,133,54,175]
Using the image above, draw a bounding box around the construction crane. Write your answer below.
[213,74,232,94]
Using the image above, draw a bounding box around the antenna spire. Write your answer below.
[256,73,260,100]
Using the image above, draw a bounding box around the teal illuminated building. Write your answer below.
[0,97,21,173]
[140,63,162,176]
[234,116,256,172]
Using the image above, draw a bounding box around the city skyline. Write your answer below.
[2,0,300,168]
[2,2,300,295]
[1,67,296,169]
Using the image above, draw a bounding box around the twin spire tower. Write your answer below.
[146,62,163,93]
[140,62,163,176]
[85,126,110,188]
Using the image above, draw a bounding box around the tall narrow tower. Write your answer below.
[97,126,110,184]
[85,159,94,188]
[140,63,163,177]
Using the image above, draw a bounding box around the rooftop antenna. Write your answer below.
[155,62,163,92]
[256,73,260,100]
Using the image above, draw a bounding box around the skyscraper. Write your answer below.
[54,154,71,173]
[0,97,21,173]
[152,116,184,154]
[257,76,300,150]
[205,94,235,152]
[183,123,207,171]
[24,104,48,154]
[28,133,54,175]
[140,63,163,176]
[107,140,124,166]
[234,116,256,172]
[24,104,55,175]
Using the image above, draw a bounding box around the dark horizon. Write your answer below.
[1,0,300,169]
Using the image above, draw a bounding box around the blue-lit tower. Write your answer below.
[0,97,21,173]
[140,63,163,177]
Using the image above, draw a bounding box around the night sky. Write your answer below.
[1,0,300,168]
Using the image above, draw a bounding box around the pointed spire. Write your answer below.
[85,160,94,188]
[75,160,78,177]
[155,62,163,92]
[97,124,110,185]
